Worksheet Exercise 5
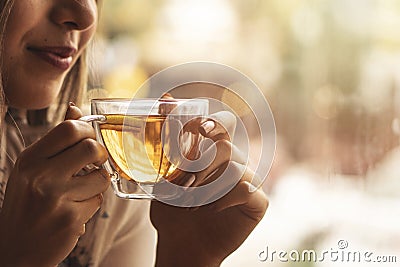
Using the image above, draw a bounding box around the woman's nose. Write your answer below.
[50,0,97,31]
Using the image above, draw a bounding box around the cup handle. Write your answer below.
[79,114,107,123]
[74,115,107,176]
[78,114,119,180]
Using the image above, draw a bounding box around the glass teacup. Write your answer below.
[80,98,209,200]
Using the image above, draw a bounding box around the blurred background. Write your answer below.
[90,0,400,266]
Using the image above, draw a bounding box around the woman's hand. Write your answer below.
[0,105,110,267]
[151,111,269,267]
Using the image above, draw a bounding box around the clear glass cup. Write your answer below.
[80,98,209,200]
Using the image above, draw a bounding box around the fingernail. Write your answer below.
[160,92,175,100]
[69,101,76,107]
[200,120,215,135]
[248,182,257,193]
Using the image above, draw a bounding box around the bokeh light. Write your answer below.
[90,1,400,266]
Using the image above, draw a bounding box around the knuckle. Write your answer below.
[80,139,107,165]
[97,144,108,164]
[238,181,250,195]
[17,160,75,204]
[30,179,64,205]
[16,148,39,171]
[59,120,82,140]
[215,139,232,153]
[30,180,53,199]
[81,138,99,155]
[14,156,62,202]
[60,120,94,140]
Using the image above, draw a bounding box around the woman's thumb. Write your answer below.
[64,102,83,120]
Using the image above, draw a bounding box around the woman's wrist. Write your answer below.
[155,234,222,267]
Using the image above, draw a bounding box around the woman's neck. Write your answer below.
[5,108,28,125]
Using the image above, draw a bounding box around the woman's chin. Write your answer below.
[7,99,54,110]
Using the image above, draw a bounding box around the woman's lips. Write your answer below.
[27,46,76,71]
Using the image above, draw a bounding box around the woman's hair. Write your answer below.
[0,0,90,126]
[0,0,13,127]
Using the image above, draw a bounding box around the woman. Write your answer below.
[0,0,268,266]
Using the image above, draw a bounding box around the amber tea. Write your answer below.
[99,114,201,185]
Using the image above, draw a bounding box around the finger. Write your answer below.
[167,172,196,187]
[72,194,104,224]
[64,102,83,120]
[67,169,110,201]
[183,161,247,206]
[53,194,103,238]
[212,180,269,220]
[49,138,108,176]
[191,140,246,186]
[28,120,96,158]
[199,111,236,141]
